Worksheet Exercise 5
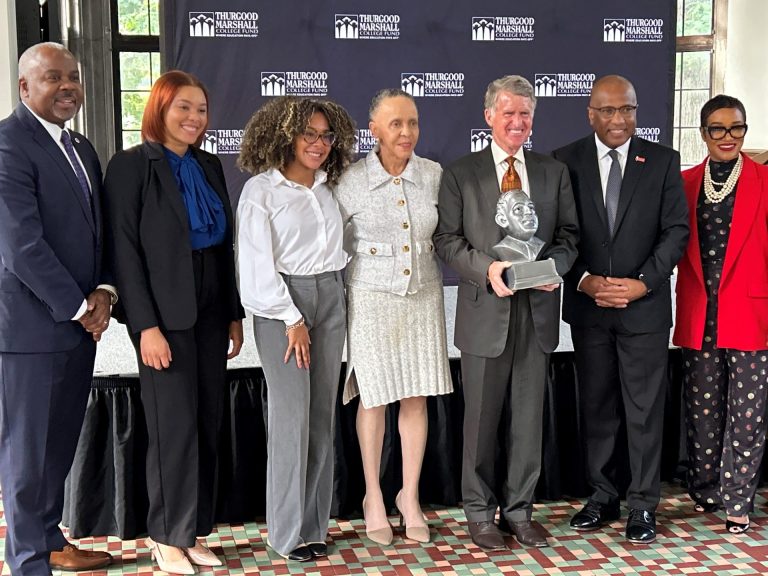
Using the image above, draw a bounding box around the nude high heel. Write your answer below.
[395,490,430,543]
[149,541,196,575]
[362,496,393,545]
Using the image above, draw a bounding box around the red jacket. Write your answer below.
[673,154,768,351]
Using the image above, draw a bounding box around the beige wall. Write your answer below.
[725,0,768,150]
[0,0,18,117]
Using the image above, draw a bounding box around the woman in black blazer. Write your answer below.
[103,70,244,574]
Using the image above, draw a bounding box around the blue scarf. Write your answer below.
[163,147,226,250]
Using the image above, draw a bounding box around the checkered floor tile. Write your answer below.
[2,484,767,575]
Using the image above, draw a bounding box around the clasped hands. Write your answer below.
[77,288,113,341]
[580,274,648,308]
[487,260,559,298]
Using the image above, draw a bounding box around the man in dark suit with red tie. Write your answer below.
[0,43,115,574]
[552,75,689,544]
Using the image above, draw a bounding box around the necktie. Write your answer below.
[501,156,522,193]
[605,149,622,235]
[60,130,92,207]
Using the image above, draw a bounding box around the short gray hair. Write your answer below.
[484,75,536,112]
[369,88,416,120]
[18,42,74,79]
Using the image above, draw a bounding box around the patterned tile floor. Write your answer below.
[1,484,767,575]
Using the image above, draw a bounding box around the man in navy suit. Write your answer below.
[0,43,115,574]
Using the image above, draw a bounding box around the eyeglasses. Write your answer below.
[302,129,336,146]
[588,105,638,119]
[703,124,748,140]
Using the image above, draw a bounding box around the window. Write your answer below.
[673,0,727,168]
[112,0,161,150]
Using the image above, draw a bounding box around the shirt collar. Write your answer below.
[23,102,67,144]
[365,145,423,189]
[267,166,328,189]
[594,133,631,160]
[490,139,525,168]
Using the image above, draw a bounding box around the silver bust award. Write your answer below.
[492,189,563,290]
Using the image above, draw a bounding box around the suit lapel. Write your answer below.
[524,151,546,205]
[24,113,96,234]
[613,137,645,235]
[145,142,190,231]
[682,162,706,292]
[722,155,761,284]
[72,133,101,238]
[475,146,502,209]
[580,137,609,232]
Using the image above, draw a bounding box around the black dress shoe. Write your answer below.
[626,509,656,544]
[307,542,328,558]
[509,520,549,547]
[570,501,621,531]
[286,546,313,562]
[467,521,507,551]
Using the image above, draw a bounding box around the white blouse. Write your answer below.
[236,168,346,325]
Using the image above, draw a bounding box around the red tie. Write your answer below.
[501,156,521,192]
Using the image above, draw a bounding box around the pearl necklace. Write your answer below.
[704,154,742,203]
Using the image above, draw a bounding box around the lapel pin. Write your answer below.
[74,136,80,144]
[635,155,645,163]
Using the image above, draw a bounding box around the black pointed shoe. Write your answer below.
[626,509,656,544]
[570,501,621,531]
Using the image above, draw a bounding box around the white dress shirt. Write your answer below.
[490,140,529,195]
[594,133,630,201]
[236,167,347,325]
[23,103,117,320]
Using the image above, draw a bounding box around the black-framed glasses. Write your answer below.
[302,129,336,146]
[702,124,748,140]
[588,105,638,119]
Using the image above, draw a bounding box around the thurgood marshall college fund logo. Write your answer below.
[189,11,259,38]
[534,73,594,97]
[335,14,400,39]
[401,73,464,97]
[471,16,535,41]
[635,127,661,143]
[261,72,329,97]
[470,129,532,152]
[354,129,376,155]
[604,18,664,42]
[201,129,244,155]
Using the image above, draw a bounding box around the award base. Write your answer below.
[504,258,563,291]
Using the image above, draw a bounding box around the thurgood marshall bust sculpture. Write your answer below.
[492,189,562,290]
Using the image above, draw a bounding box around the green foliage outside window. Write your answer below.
[118,0,160,35]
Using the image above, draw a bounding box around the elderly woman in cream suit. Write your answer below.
[335,89,452,546]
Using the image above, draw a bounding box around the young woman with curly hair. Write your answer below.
[236,97,355,562]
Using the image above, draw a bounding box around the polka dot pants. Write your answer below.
[682,343,768,516]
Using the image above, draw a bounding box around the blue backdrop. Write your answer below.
[164,0,676,206]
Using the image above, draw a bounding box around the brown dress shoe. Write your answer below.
[509,520,549,547]
[467,521,507,551]
[49,544,112,571]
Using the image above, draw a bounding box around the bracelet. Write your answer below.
[285,317,305,336]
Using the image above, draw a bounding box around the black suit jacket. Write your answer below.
[552,135,689,333]
[434,147,579,357]
[103,141,243,333]
[0,104,108,352]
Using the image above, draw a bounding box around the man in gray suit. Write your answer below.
[434,75,578,550]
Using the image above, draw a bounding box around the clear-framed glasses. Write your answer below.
[703,124,748,140]
[588,105,638,119]
[302,129,336,146]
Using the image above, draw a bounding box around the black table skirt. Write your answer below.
[62,352,688,539]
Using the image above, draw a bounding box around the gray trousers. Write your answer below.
[460,291,548,523]
[252,271,346,555]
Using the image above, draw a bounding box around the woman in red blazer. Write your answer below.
[673,95,768,535]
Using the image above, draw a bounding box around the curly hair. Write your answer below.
[238,97,356,185]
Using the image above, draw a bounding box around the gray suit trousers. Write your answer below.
[460,290,548,523]
[253,271,346,556]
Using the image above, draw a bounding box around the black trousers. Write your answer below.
[128,247,230,547]
[572,312,669,511]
